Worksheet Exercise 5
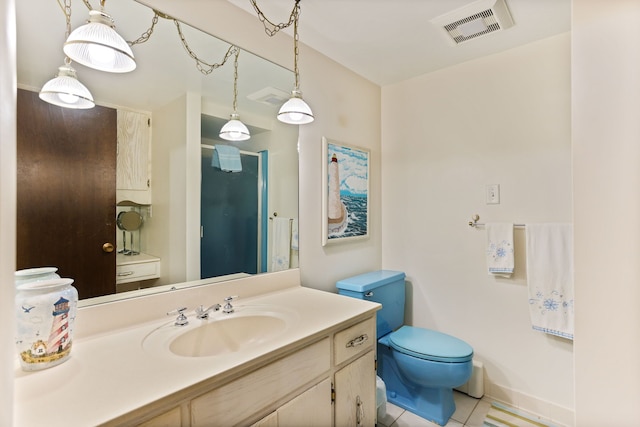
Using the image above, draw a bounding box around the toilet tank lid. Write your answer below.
[336,270,406,292]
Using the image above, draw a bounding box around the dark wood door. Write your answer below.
[17,89,117,299]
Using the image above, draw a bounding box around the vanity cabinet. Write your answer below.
[117,109,152,205]
[106,314,377,427]
[191,338,331,426]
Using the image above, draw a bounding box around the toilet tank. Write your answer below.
[336,270,406,339]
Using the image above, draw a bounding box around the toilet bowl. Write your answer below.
[337,270,474,426]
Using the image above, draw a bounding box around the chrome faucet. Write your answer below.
[167,307,189,326]
[195,303,221,319]
[222,296,237,314]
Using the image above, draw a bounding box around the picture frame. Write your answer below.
[321,137,370,246]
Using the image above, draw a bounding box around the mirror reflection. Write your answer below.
[16,0,299,305]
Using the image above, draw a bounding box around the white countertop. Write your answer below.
[14,283,379,426]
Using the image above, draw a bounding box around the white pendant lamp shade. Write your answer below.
[64,10,136,73]
[219,113,251,141]
[39,64,95,109]
[277,89,314,125]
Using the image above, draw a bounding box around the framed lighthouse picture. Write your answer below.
[322,137,370,246]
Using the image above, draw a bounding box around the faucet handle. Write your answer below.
[195,304,221,319]
[167,307,189,326]
[223,296,238,314]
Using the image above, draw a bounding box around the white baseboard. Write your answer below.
[484,380,574,427]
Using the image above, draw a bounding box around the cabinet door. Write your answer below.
[117,109,151,203]
[250,411,278,427]
[278,379,332,427]
[137,407,182,427]
[334,350,376,427]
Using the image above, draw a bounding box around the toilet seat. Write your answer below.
[389,326,473,363]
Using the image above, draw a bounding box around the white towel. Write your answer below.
[291,218,299,251]
[212,145,242,172]
[271,217,291,272]
[486,223,514,277]
[525,223,574,340]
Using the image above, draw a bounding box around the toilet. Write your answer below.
[337,270,473,426]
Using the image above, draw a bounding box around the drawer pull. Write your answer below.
[117,271,135,277]
[346,334,368,348]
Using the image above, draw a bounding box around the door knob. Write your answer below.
[102,243,115,253]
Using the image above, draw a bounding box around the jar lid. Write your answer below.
[17,278,74,291]
[15,267,58,278]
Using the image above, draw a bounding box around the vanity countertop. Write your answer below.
[14,281,379,427]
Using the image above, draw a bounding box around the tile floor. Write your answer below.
[377,391,499,427]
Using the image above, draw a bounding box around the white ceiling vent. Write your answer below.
[247,87,290,107]
[431,0,514,45]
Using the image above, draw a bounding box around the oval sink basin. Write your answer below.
[170,314,286,357]
[142,307,295,358]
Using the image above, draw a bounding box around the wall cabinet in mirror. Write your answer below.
[116,253,161,292]
[117,110,152,205]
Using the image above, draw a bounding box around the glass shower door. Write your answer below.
[200,150,260,279]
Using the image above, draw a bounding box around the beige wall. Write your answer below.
[573,0,640,423]
[382,33,573,423]
[146,93,190,284]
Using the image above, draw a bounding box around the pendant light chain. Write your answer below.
[128,12,160,46]
[174,20,236,75]
[250,0,298,37]
[57,0,73,65]
[249,0,302,89]
[251,0,313,124]
[232,47,240,112]
[58,0,72,37]
[126,10,237,76]
[292,2,300,90]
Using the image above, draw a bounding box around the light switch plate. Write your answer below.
[486,184,500,204]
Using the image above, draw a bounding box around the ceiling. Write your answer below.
[16,0,571,116]
[226,0,571,86]
[16,0,293,118]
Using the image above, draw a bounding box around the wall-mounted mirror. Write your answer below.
[16,0,299,305]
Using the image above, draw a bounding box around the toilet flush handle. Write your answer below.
[364,291,374,298]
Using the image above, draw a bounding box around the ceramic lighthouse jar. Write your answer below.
[15,278,78,371]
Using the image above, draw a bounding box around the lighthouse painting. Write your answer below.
[322,137,370,245]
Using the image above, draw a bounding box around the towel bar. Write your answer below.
[468,214,525,228]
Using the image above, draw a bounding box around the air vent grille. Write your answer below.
[432,0,514,45]
[444,10,501,44]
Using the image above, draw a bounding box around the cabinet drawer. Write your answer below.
[334,316,375,365]
[191,338,330,426]
[116,260,160,284]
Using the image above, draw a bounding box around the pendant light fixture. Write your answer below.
[277,0,314,125]
[39,60,95,109]
[39,0,94,109]
[249,0,314,125]
[63,0,136,73]
[220,48,251,141]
